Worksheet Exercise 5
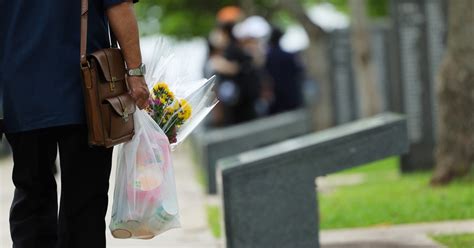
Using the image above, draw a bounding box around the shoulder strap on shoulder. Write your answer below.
[80,0,88,66]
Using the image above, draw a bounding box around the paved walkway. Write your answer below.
[321,220,474,248]
[0,143,218,248]
[1,145,473,248]
[0,156,12,248]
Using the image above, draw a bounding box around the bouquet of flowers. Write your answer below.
[147,82,192,144]
[146,75,218,148]
[110,38,218,240]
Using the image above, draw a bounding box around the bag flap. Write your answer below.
[105,94,137,117]
[90,48,126,82]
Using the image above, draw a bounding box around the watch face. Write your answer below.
[128,64,146,76]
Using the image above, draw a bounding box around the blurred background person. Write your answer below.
[203,6,243,79]
[265,26,305,115]
[233,16,274,118]
[205,8,263,127]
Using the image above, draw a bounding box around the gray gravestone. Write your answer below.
[199,109,313,194]
[329,25,393,125]
[218,113,408,248]
[329,29,358,125]
[390,0,446,171]
[424,0,447,137]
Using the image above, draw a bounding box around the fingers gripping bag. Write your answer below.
[110,109,180,239]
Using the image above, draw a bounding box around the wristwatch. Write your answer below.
[127,63,146,77]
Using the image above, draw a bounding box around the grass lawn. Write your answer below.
[431,233,474,248]
[206,205,222,238]
[320,157,474,229]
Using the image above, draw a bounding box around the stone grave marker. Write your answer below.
[198,109,313,194]
[329,29,358,125]
[390,0,447,171]
[217,113,408,248]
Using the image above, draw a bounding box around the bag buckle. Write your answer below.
[110,77,117,92]
[81,60,91,69]
[122,107,130,122]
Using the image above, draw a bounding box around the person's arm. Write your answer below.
[210,55,239,75]
[106,0,149,109]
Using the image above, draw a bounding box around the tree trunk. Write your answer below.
[349,0,382,117]
[304,23,333,129]
[278,0,333,129]
[431,0,474,185]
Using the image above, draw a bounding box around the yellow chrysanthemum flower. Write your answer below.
[164,106,174,114]
[176,99,192,121]
[153,82,170,92]
[179,99,188,107]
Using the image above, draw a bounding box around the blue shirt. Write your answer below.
[265,45,304,114]
[0,0,136,133]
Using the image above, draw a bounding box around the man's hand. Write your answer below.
[107,2,142,70]
[107,1,149,108]
[127,76,150,109]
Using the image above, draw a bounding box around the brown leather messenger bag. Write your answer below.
[80,0,136,148]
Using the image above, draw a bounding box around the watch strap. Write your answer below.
[127,64,145,76]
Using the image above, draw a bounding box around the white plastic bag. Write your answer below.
[110,110,180,239]
[143,38,218,148]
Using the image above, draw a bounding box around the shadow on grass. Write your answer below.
[320,157,474,229]
[431,233,474,248]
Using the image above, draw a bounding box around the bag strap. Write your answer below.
[80,0,88,67]
[109,27,119,48]
[80,0,119,66]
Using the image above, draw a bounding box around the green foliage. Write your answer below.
[314,0,350,13]
[367,0,389,18]
[159,10,215,38]
[134,0,389,37]
[270,10,295,29]
[432,233,474,248]
[135,0,235,38]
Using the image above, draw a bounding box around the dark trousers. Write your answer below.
[6,125,113,248]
